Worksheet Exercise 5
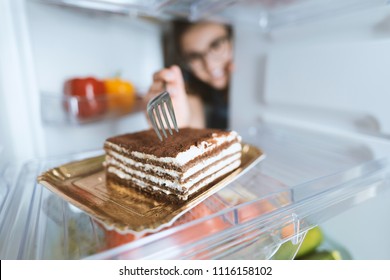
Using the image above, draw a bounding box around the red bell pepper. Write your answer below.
[64,77,107,120]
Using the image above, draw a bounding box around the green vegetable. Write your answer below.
[297,250,342,260]
[295,226,324,258]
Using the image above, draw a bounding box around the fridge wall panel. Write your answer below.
[26,2,164,94]
[265,39,390,134]
[0,0,45,163]
[230,4,390,136]
[229,21,267,133]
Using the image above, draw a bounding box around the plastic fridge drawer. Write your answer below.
[0,122,390,260]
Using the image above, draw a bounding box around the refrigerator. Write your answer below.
[1,0,390,259]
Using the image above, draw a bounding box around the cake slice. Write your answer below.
[104,128,242,201]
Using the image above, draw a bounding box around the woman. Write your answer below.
[145,20,233,129]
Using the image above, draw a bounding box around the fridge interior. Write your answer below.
[1,0,390,259]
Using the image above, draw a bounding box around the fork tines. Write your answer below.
[147,91,179,141]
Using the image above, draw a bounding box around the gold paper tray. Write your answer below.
[37,144,265,235]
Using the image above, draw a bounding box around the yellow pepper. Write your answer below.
[104,78,136,113]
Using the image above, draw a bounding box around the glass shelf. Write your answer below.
[41,92,144,125]
[1,122,390,259]
[37,0,388,28]
[0,173,9,216]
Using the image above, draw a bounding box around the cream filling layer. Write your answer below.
[105,131,241,167]
[107,152,241,192]
[108,159,241,200]
[106,142,242,181]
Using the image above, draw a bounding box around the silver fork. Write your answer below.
[147,91,179,141]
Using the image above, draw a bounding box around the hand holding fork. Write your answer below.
[145,66,191,140]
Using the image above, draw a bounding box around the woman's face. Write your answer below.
[181,22,233,90]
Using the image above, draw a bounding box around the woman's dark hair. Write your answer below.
[164,19,192,67]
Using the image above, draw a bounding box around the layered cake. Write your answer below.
[104,128,242,201]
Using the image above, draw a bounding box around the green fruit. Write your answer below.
[298,250,342,260]
[295,227,323,259]
[272,241,298,260]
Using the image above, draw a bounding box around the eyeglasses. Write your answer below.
[183,35,231,70]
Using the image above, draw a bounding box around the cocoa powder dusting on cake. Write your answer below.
[105,128,231,157]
